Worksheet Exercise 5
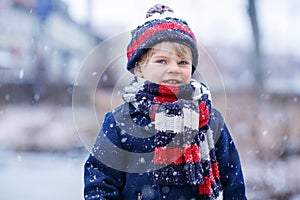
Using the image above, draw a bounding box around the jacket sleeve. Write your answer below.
[84,112,126,200]
[215,123,247,199]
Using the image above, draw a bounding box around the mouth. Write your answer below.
[162,79,182,85]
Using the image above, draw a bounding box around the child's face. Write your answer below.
[134,42,193,86]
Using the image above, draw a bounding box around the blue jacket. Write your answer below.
[84,103,247,199]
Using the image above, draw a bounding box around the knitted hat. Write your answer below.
[126,4,199,74]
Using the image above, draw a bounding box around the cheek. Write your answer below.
[144,65,164,75]
[148,69,163,79]
[142,67,165,83]
[182,69,192,82]
[184,75,192,84]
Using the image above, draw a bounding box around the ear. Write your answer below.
[133,64,143,78]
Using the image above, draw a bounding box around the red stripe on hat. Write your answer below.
[127,22,196,60]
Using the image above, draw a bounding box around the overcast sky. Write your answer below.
[62,0,300,58]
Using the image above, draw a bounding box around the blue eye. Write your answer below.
[157,59,166,64]
[179,60,189,65]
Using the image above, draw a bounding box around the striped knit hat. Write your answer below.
[126,4,199,74]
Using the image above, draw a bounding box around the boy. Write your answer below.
[84,4,247,200]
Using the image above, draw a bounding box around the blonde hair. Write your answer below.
[137,42,192,67]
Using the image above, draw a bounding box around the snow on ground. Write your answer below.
[243,153,300,200]
[0,104,83,151]
[0,104,89,199]
[0,149,88,200]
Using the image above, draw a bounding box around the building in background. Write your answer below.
[0,0,101,102]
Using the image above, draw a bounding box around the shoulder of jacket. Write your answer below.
[211,108,224,123]
[210,108,225,143]
[104,103,132,127]
[101,104,127,127]
[112,103,130,115]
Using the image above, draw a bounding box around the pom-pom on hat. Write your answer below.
[126,4,199,74]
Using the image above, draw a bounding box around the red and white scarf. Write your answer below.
[122,77,222,199]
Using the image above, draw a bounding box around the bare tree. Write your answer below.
[248,0,264,97]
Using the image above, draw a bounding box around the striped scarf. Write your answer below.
[122,77,222,199]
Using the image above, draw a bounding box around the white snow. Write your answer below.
[0,104,81,151]
[0,150,86,200]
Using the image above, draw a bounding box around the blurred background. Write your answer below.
[0,0,299,199]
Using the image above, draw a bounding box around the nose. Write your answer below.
[167,62,181,74]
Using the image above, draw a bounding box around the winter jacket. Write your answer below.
[84,103,247,200]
